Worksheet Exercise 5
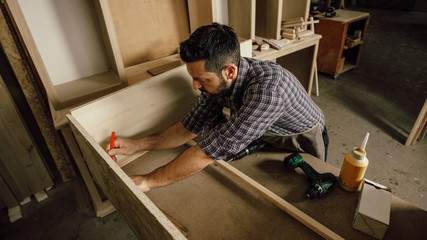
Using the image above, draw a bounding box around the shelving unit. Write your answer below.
[315,9,370,78]
[3,0,321,225]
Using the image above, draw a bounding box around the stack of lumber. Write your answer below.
[281,17,319,40]
[0,76,54,222]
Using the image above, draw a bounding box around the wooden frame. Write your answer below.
[5,0,126,114]
[67,65,427,239]
[68,66,344,239]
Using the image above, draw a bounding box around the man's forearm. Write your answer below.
[138,122,197,150]
[131,145,215,191]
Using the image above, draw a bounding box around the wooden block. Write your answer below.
[147,60,183,76]
[34,190,48,202]
[282,27,296,34]
[19,197,31,205]
[282,32,297,40]
[282,17,304,24]
[8,205,22,222]
[262,39,281,50]
[258,43,270,51]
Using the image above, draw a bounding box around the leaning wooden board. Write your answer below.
[68,66,427,239]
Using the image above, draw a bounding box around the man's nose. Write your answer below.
[193,79,202,90]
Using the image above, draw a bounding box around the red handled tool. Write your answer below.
[110,131,115,159]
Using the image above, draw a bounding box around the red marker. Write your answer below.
[110,131,115,159]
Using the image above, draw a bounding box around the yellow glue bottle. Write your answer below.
[338,133,370,192]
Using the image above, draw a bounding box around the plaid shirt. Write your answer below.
[182,57,325,160]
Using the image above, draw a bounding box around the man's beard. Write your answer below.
[202,77,233,99]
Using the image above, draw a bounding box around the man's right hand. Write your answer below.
[106,137,140,156]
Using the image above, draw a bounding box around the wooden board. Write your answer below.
[282,0,310,21]
[108,0,190,67]
[188,0,216,33]
[0,76,53,201]
[276,44,317,94]
[255,0,282,40]
[0,173,19,208]
[228,0,255,40]
[406,99,427,146]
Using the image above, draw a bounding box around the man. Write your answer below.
[107,23,328,192]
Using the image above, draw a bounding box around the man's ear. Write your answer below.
[222,64,238,81]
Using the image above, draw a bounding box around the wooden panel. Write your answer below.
[228,0,255,39]
[0,76,53,201]
[70,66,199,167]
[68,115,186,239]
[282,0,310,20]
[276,45,316,94]
[315,19,346,76]
[255,0,282,39]
[188,0,216,33]
[108,0,190,67]
[0,175,18,208]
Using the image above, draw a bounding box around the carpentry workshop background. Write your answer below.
[0,0,426,239]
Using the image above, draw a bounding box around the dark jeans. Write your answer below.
[322,126,329,162]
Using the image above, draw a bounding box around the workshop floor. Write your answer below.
[1,3,426,240]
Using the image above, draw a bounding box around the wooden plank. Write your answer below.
[282,0,310,21]
[228,0,255,40]
[61,126,115,217]
[0,76,54,200]
[255,0,282,40]
[215,160,344,240]
[186,140,343,239]
[4,0,58,106]
[68,115,186,239]
[406,99,427,146]
[70,65,198,147]
[276,44,316,95]
[0,174,18,208]
[188,0,216,33]
[108,0,190,67]
[147,60,183,76]
[93,0,126,83]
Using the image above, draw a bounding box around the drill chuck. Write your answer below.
[226,139,266,162]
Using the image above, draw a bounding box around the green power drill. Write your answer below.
[283,153,337,199]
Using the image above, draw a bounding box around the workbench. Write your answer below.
[68,66,427,239]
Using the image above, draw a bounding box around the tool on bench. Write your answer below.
[325,7,336,18]
[226,139,266,162]
[284,153,336,199]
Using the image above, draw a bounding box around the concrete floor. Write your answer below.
[1,3,426,240]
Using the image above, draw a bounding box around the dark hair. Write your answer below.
[179,23,240,77]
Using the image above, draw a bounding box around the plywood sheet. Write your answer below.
[108,0,190,67]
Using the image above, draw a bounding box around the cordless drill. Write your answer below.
[226,139,266,162]
[283,153,336,199]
